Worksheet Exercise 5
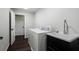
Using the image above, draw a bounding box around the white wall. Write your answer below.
[25,13,35,38]
[35,8,79,34]
[0,8,10,51]
[15,15,24,36]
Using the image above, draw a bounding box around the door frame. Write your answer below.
[9,11,11,47]
[9,12,26,47]
[15,13,26,38]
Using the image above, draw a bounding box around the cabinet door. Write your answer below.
[47,35,57,51]
[47,35,70,51]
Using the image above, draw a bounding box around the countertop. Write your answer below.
[47,32,79,42]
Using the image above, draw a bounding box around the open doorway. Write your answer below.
[15,15,25,39]
[8,11,31,51]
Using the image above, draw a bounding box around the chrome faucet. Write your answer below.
[64,19,69,34]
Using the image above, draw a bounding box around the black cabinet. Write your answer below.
[47,35,79,51]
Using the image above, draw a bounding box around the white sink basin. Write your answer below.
[47,32,79,42]
[30,28,49,33]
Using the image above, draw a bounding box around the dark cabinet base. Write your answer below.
[46,35,79,51]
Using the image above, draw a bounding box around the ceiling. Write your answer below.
[11,8,40,13]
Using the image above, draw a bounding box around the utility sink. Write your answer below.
[30,28,49,33]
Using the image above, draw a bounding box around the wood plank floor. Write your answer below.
[7,36,31,51]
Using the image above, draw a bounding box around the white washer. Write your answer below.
[28,28,49,51]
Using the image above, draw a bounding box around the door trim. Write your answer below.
[9,11,11,47]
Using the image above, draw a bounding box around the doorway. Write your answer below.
[15,15,25,38]
[8,13,31,51]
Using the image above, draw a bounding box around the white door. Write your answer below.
[0,8,9,50]
[15,15,24,36]
[10,10,15,45]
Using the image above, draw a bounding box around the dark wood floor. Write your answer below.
[7,35,31,51]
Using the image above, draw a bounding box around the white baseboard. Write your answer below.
[28,41,34,51]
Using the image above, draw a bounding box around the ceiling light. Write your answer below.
[23,8,28,9]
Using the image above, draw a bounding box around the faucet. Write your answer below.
[64,19,69,34]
